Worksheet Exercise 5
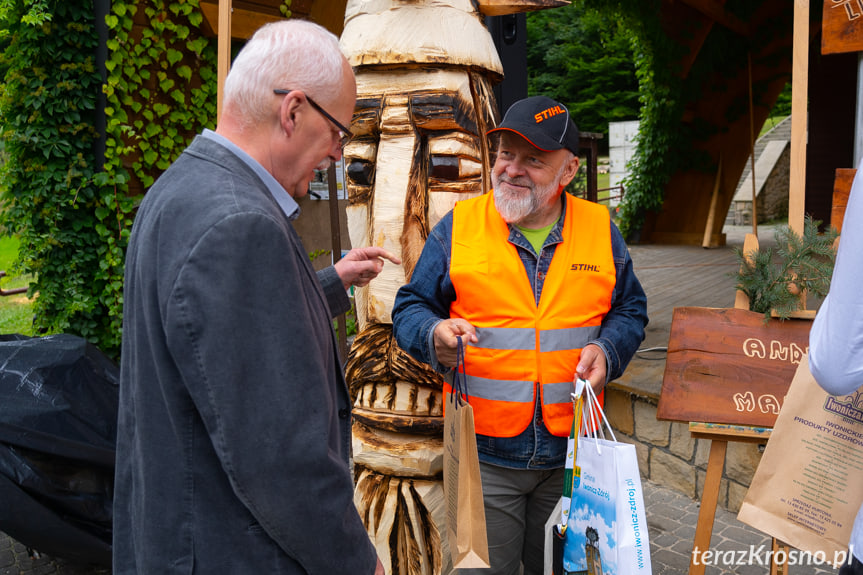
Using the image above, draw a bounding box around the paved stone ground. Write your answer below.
[0,534,109,575]
[644,480,842,575]
[1,478,849,574]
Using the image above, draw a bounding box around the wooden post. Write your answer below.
[733,233,758,310]
[701,157,722,248]
[327,163,348,361]
[770,538,793,575]
[748,52,758,237]
[217,0,232,123]
[688,281,762,575]
[689,439,727,575]
[789,0,809,236]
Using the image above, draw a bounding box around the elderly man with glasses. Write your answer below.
[113,20,395,575]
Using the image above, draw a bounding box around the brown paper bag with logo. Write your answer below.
[443,384,490,568]
[738,354,863,557]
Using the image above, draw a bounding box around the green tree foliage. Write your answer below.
[0,0,51,26]
[526,0,684,238]
[527,1,792,240]
[770,82,792,118]
[526,3,639,145]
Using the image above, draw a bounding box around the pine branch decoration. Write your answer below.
[733,216,839,320]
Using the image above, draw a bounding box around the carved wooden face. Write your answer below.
[344,67,497,328]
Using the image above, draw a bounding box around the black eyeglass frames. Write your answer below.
[273,89,353,148]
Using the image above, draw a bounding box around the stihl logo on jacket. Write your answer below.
[571,264,600,272]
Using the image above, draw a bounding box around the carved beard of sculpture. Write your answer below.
[343,69,497,575]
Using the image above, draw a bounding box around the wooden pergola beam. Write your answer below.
[677,0,751,37]
[217,0,231,122]
[788,0,808,236]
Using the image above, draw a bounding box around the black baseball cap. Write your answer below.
[487,96,580,155]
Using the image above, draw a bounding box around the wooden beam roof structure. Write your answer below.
[676,0,751,37]
[637,0,819,246]
[202,0,348,121]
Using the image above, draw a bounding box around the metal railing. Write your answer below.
[0,271,27,297]
[570,184,625,207]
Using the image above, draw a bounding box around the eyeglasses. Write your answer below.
[274,89,353,148]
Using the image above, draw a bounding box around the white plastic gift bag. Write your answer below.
[559,382,652,575]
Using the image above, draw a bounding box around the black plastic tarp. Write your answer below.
[0,333,119,566]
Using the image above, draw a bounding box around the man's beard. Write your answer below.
[492,164,566,224]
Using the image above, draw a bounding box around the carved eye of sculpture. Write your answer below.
[430,156,459,180]
[347,158,376,186]
[343,136,379,203]
[426,134,483,193]
[429,155,482,181]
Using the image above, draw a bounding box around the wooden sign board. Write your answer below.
[657,307,813,427]
[832,168,855,232]
[822,0,863,55]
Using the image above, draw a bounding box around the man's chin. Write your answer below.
[497,206,531,224]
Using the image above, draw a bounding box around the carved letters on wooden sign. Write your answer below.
[822,0,863,55]
[657,306,814,427]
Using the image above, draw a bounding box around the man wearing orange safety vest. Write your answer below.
[392,96,648,575]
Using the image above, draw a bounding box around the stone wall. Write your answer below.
[730,144,790,226]
[604,386,766,513]
[757,145,791,223]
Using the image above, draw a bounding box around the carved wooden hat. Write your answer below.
[340,0,568,77]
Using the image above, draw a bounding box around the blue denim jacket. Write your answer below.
[391,196,648,469]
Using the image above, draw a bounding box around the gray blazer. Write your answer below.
[114,136,377,574]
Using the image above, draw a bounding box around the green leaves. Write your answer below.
[0,0,218,358]
[733,216,839,321]
[527,3,639,136]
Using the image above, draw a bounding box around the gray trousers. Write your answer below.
[458,462,565,575]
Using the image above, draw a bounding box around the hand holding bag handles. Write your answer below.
[443,336,490,568]
[554,380,652,575]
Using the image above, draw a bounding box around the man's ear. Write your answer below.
[559,155,580,187]
[280,92,304,137]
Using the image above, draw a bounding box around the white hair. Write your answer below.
[222,19,346,128]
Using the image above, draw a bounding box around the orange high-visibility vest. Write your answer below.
[448,192,615,437]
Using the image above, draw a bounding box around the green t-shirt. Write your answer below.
[516,218,559,254]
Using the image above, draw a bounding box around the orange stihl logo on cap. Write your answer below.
[534,105,565,123]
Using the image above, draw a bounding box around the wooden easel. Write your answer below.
[691,159,855,575]
[679,233,806,575]
[659,302,811,575]
[657,304,810,575]
[688,423,794,575]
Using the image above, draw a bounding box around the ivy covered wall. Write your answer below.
[0,0,217,358]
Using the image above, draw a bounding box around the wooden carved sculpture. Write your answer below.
[340,2,566,573]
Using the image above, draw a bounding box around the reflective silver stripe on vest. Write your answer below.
[460,376,576,406]
[542,381,576,406]
[473,325,601,352]
[473,326,535,350]
[461,374,535,403]
[539,326,601,352]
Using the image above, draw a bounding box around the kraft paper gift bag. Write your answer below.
[555,381,652,575]
[443,337,490,568]
[738,354,863,558]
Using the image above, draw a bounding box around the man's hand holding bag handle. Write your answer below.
[552,379,653,575]
[443,336,490,569]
